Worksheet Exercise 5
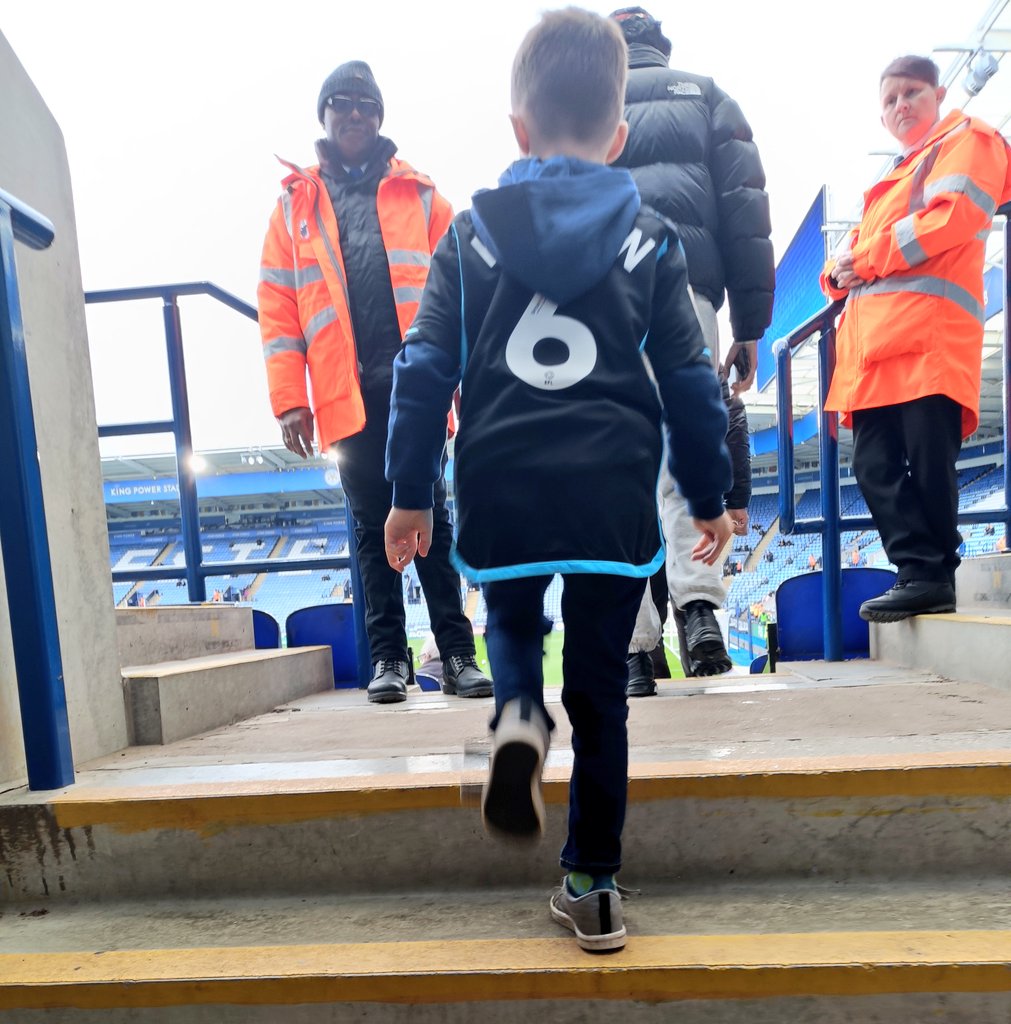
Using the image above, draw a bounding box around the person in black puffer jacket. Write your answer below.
[612,7,773,685]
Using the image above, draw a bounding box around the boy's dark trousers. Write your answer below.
[483,572,647,875]
[851,394,963,586]
[333,386,475,664]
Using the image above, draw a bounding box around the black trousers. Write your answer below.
[333,387,475,664]
[851,395,963,585]
[484,572,646,874]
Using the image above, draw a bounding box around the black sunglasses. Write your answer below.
[326,95,381,117]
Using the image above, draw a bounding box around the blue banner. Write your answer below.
[757,189,827,392]
[104,466,342,504]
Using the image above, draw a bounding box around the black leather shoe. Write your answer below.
[625,650,656,697]
[367,659,409,704]
[682,600,732,677]
[859,580,956,623]
[442,654,493,698]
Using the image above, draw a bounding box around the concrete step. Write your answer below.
[2,879,1010,1021]
[122,646,334,745]
[871,610,1011,692]
[4,747,1010,902]
[956,552,1011,613]
[115,605,255,666]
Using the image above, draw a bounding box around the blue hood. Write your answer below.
[470,157,640,307]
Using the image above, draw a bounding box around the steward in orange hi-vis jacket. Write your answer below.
[257,60,488,705]
[822,55,1011,624]
[258,155,451,452]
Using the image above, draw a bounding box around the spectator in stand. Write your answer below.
[257,60,491,704]
[611,6,771,689]
[823,55,1011,621]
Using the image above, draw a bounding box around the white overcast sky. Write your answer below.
[3,0,1007,460]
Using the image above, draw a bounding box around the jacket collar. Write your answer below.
[888,109,969,178]
[627,42,669,70]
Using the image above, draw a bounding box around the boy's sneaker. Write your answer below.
[550,879,626,953]
[481,698,549,841]
[442,654,494,698]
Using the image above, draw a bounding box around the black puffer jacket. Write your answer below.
[615,43,775,342]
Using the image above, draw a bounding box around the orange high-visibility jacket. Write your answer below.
[823,109,1011,438]
[258,156,453,450]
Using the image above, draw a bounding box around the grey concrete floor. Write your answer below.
[39,661,1011,793]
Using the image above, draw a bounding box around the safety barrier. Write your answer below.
[775,219,1011,660]
[85,282,372,692]
[0,187,73,790]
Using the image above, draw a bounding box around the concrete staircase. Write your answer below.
[115,605,334,745]
[3,562,1011,1020]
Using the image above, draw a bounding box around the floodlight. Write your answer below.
[965,50,999,96]
[189,454,208,473]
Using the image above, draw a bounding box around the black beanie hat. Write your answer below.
[609,7,672,59]
[317,60,384,125]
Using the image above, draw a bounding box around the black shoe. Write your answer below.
[442,654,493,698]
[649,641,671,679]
[625,650,656,698]
[859,580,956,623]
[367,659,409,704]
[682,600,732,677]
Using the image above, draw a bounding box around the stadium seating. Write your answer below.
[106,460,1007,660]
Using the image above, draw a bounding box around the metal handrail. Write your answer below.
[776,235,1011,660]
[0,189,73,790]
[86,282,371,687]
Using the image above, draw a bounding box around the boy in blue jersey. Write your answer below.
[384,6,732,953]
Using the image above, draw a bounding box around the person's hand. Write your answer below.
[691,512,734,565]
[830,253,867,291]
[385,507,433,572]
[727,507,749,537]
[278,407,315,459]
[720,340,757,396]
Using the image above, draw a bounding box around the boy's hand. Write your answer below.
[384,508,433,571]
[691,512,734,565]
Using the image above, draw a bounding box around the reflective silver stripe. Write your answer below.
[393,286,425,304]
[923,173,997,219]
[977,227,991,241]
[260,266,297,288]
[471,235,496,268]
[853,274,984,323]
[295,264,324,287]
[909,141,943,213]
[417,184,433,227]
[281,191,294,237]
[314,208,351,309]
[263,336,306,358]
[894,215,928,267]
[388,249,431,268]
[304,306,337,348]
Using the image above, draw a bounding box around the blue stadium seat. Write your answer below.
[773,567,898,661]
[285,603,359,687]
[252,609,281,649]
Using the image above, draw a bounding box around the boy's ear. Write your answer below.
[605,120,629,165]
[510,113,531,156]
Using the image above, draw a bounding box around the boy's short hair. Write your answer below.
[880,55,940,87]
[512,7,628,147]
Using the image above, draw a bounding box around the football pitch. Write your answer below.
[412,630,687,685]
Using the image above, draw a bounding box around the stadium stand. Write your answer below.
[107,461,1006,650]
